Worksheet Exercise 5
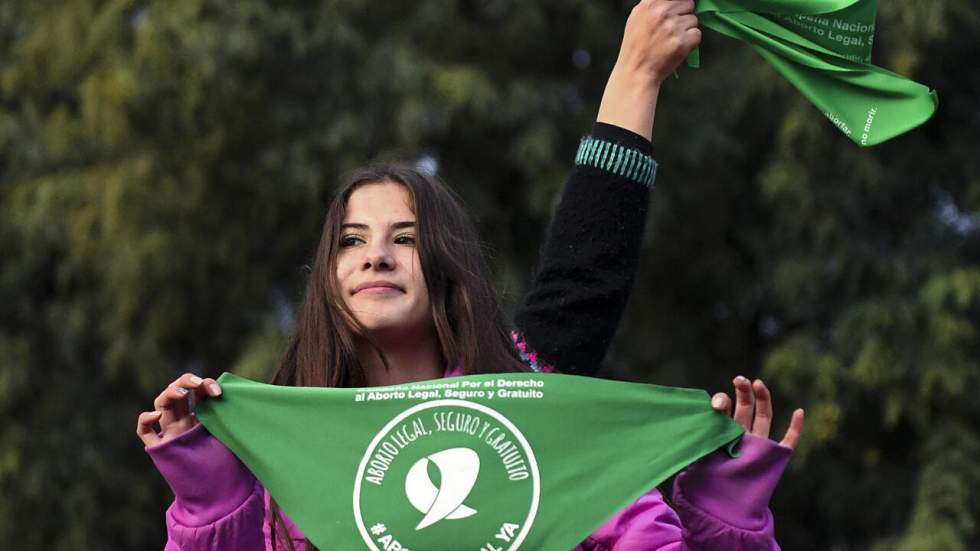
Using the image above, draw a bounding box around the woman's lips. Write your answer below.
[353,281,404,294]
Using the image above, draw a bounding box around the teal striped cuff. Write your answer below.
[574,136,657,187]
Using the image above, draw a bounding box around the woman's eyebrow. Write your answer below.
[340,221,415,230]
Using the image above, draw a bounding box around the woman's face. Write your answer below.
[335,181,434,341]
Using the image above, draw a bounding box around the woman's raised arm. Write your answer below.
[513,0,700,374]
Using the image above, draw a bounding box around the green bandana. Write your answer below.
[691,0,938,146]
[196,372,743,550]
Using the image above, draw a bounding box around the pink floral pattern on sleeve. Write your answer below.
[511,330,555,373]
[442,331,554,378]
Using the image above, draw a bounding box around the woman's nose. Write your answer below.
[362,241,395,271]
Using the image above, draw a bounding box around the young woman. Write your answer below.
[138,1,805,549]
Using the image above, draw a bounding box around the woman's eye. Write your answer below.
[394,234,416,245]
[340,235,364,248]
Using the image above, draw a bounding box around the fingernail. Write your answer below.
[149,410,162,417]
[209,383,222,396]
[735,376,749,384]
[711,396,724,409]
[175,387,189,396]
[190,376,203,385]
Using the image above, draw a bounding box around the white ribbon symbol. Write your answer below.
[404,447,480,530]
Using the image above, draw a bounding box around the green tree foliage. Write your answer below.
[1,1,977,548]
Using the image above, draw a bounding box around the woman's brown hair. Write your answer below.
[269,163,529,549]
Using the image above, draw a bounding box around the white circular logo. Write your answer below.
[353,400,539,550]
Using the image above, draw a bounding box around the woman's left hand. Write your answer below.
[710,377,805,450]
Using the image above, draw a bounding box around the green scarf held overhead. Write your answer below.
[690,0,938,146]
[196,372,743,550]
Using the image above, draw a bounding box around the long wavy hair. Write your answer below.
[269,163,529,550]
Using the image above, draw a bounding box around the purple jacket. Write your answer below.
[147,421,791,550]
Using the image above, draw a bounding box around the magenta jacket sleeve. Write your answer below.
[145,423,266,550]
[671,434,792,550]
[576,434,791,551]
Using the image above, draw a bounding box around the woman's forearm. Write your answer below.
[596,0,701,141]
[596,65,661,141]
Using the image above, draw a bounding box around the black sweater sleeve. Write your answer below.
[513,122,656,375]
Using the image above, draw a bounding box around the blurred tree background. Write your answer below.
[1,0,978,548]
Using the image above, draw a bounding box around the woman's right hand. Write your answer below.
[617,0,701,88]
[136,373,222,447]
